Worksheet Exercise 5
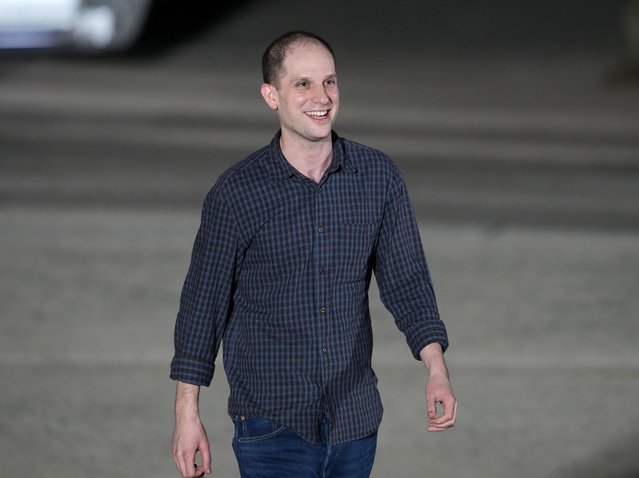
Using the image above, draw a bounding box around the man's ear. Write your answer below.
[260,83,279,111]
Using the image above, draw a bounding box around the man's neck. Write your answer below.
[280,132,333,183]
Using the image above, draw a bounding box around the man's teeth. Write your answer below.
[306,111,328,117]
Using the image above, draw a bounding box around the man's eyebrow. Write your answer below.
[291,73,337,82]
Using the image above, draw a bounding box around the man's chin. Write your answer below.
[282,124,334,143]
[307,126,334,142]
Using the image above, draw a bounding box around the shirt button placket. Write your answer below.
[317,222,326,319]
[316,189,329,362]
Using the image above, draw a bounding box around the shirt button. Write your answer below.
[319,306,326,314]
[320,267,326,274]
[318,226,324,233]
[322,347,328,353]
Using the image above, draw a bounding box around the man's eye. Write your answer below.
[297,81,308,87]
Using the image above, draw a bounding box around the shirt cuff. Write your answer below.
[170,355,215,386]
[406,328,449,360]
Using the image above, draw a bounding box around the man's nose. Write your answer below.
[312,84,330,103]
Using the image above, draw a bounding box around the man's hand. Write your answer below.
[420,343,457,432]
[425,371,457,431]
[172,382,212,477]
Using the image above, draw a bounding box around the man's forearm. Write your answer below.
[172,381,212,476]
[175,381,201,419]
[419,342,449,377]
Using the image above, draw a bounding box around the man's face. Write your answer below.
[262,42,339,144]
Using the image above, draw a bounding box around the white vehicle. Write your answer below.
[0,0,152,52]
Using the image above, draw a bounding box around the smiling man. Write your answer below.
[170,31,457,478]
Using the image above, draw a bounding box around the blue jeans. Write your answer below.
[231,415,377,478]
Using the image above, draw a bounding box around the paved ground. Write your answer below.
[2,210,638,477]
[1,1,639,477]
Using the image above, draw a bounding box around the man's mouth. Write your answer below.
[305,110,329,119]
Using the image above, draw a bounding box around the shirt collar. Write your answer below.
[268,130,357,182]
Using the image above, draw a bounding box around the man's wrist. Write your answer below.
[174,381,201,418]
[419,342,449,376]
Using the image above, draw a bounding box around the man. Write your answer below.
[171,31,457,478]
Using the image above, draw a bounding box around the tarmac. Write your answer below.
[1,1,639,477]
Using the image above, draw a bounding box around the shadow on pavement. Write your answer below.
[556,430,639,478]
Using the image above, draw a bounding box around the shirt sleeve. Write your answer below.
[373,167,448,359]
[170,186,244,386]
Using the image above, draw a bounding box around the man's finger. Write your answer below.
[177,451,196,478]
[426,394,437,419]
[200,441,212,474]
[428,399,457,430]
[194,464,207,477]
[431,398,456,422]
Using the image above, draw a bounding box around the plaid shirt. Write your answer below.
[170,131,448,444]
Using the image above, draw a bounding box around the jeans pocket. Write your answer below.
[235,416,287,443]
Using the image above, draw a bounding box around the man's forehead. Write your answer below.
[285,41,333,62]
[283,43,335,72]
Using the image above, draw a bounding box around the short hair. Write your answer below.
[262,31,335,87]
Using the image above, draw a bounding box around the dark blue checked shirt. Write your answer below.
[171,131,448,444]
